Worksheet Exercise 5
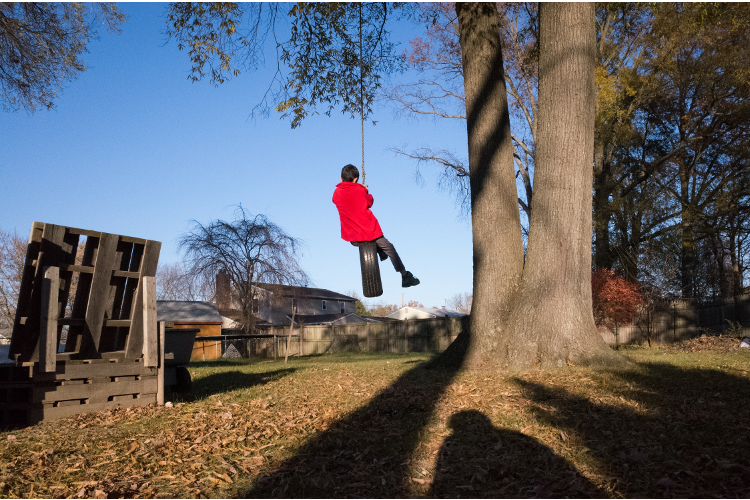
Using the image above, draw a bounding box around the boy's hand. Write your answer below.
[363,184,368,190]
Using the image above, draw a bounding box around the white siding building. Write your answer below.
[387,307,468,321]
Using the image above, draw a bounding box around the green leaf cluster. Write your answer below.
[166,2,408,128]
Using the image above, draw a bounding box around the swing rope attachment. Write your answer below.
[359,3,366,186]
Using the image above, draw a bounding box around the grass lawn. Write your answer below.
[1,342,750,498]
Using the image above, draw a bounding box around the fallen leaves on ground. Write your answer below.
[659,334,748,353]
[0,351,749,498]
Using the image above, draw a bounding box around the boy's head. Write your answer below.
[341,164,359,183]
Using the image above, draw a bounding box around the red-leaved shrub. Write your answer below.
[591,269,643,330]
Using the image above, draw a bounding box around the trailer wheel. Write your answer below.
[359,241,383,298]
[174,366,192,394]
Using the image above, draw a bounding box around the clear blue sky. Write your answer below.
[0,3,474,309]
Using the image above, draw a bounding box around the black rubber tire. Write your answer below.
[174,366,192,394]
[359,241,383,298]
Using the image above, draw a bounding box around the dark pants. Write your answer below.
[351,236,405,273]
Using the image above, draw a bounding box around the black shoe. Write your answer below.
[402,271,420,288]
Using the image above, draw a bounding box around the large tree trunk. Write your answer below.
[440,2,524,368]
[437,2,625,371]
[503,3,623,369]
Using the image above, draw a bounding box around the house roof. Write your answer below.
[157,301,223,323]
[254,284,356,302]
[290,313,367,325]
[387,307,468,319]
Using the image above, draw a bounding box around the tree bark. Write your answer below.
[503,3,624,369]
[438,2,524,368]
[436,2,626,371]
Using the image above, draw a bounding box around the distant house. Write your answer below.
[387,306,468,321]
[214,271,358,326]
[363,316,398,323]
[290,313,368,326]
[157,301,223,361]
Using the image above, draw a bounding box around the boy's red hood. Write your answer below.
[332,182,383,242]
[335,182,367,192]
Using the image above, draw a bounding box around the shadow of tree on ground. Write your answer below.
[515,361,750,497]
[239,334,606,498]
[241,360,461,497]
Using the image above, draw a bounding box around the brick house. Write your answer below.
[215,271,357,326]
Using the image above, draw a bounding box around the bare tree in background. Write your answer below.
[368,303,400,317]
[156,260,215,301]
[388,2,538,227]
[178,206,309,334]
[447,292,472,314]
[0,229,25,339]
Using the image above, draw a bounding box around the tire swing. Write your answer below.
[360,241,383,298]
[357,4,383,299]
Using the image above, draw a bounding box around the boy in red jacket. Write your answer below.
[333,164,420,288]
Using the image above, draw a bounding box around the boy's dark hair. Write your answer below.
[341,164,359,182]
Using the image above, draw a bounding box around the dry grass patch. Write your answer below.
[1,348,750,498]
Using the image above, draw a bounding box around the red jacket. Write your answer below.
[332,182,383,242]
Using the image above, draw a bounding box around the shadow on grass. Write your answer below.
[240,344,458,498]
[239,337,603,498]
[515,361,750,497]
[430,410,604,498]
[240,355,464,497]
[188,359,267,369]
[190,368,296,400]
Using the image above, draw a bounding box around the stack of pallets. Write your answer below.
[1,222,162,427]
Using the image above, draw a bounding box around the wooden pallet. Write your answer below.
[9,222,161,364]
[2,222,163,426]
[0,359,157,427]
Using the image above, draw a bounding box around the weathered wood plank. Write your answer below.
[157,322,165,405]
[39,267,60,373]
[119,242,142,324]
[79,233,120,357]
[33,377,158,403]
[65,227,103,238]
[112,270,140,279]
[11,224,67,362]
[55,229,81,338]
[23,393,156,425]
[105,320,131,328]
[142,277,158,367]
[60,264,95,274]
[125,240,161,360]
[9,223,45,362]
[65,236,98,352]
[26,361,157,382]
[101,239,131,352]
[119,235,147,245]
[53,351,126,362]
